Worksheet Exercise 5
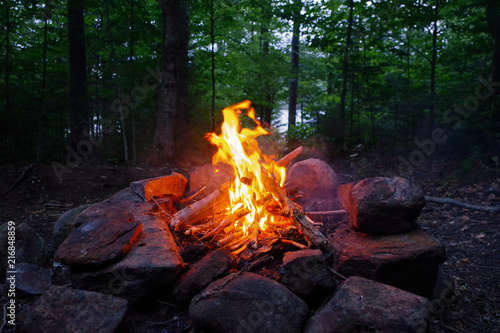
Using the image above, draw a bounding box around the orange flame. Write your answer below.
[206,101,286,236]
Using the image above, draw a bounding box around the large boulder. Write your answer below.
[284,158,339,211]
[329,224,446,298]
[338,177,425,234]
[189,272,309,333]
[22,285,128,333]
[304,276,432,333]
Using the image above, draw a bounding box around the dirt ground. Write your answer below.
[0,155,498,333]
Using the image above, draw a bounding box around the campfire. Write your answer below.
[170,100,330,255]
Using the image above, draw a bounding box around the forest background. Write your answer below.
[1,0,499,177]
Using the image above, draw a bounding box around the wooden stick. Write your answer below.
[199,208,250,241]
[217,231,243,247]
[425,195,500,214]
[170,183,230,228]
[261,172,294,216]
[281,238,307,249]
[276,146,303,167]
[248,225,260,249]
[184,219,216,235]
[181,185,207,204]
[291,211,334,253]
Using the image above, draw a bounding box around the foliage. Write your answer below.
[0,0,498,164]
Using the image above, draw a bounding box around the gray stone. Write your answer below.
[189,272,309,333]
[304,276,431,333]
[281,249,337,304]
[22,285,128,333]
[284,158,339,211]
[0,222,47,281]
[174,248,234,304]
[70,214,185,300]
[52,204,93,249]
[11,263,52,295]
[329,224,446,298]
[342,177,425,234]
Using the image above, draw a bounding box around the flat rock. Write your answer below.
[187,162,233,199]
[0,223,47,281]
[341,177,425,234]
[22,285,128,333]
[70,213,185,300]
[12,263,52,295]
[304,276,431,333]
[54,195,143,267]
[284,158,339,211]
[329,224,446,298]
[131,172,188,202]
[189,272,309,333]
[281,249,337,305]
[52,204,94,249]
[174,248,234,304]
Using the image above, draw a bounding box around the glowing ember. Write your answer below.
[206,100,288,238]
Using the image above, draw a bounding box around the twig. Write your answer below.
[329,268,347,280]
[0,163,36,196]
[151,197,172,218]
[306,210,347,216]
[281,238,307,249]
[199,208,250,241]
[181,186,206,204]
[425,196,500,214]
[217,231,243,247]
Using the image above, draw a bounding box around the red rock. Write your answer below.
[304,276,431,333]
[187,162,233,199]
[341,177,425,234]
[329,224,446,298]
[54,201,143,267]
[70,213,185,300]
[285,158,339,211]
[130,172,188,202]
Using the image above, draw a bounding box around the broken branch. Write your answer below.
[425,195,500,214]
[276,146,303,167]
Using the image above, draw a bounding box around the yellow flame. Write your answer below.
[206,101,286,236]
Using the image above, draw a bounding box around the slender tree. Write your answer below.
[67,0,89,150]
[288,0,302,137]
[486,0,500,95]
[154,0,190,162]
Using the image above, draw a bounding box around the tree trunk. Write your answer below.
[210,0,216,132]
[130,0,137,165]
[154,0,190,163]
[486,0,500,95]
[36,2,49,161]
[68,0,89,150]
[3,0,11,114]
[288,0,301,138]
[339,0,354,152]
[429,1,439,131]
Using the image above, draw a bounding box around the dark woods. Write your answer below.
[0,0,499,168]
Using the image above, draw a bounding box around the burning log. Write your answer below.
[170,183,230,229]
[199,208,250,241]
[216,231,244,247]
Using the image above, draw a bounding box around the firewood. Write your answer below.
[170,183,230,228]
[184,219,217,235]
[216,231,244,247]
[248,225,260,249]
[261,173,294,216]
[276,146,303,167]
[199,208,250,241]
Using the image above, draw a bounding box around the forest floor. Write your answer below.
[0,153,498,333]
